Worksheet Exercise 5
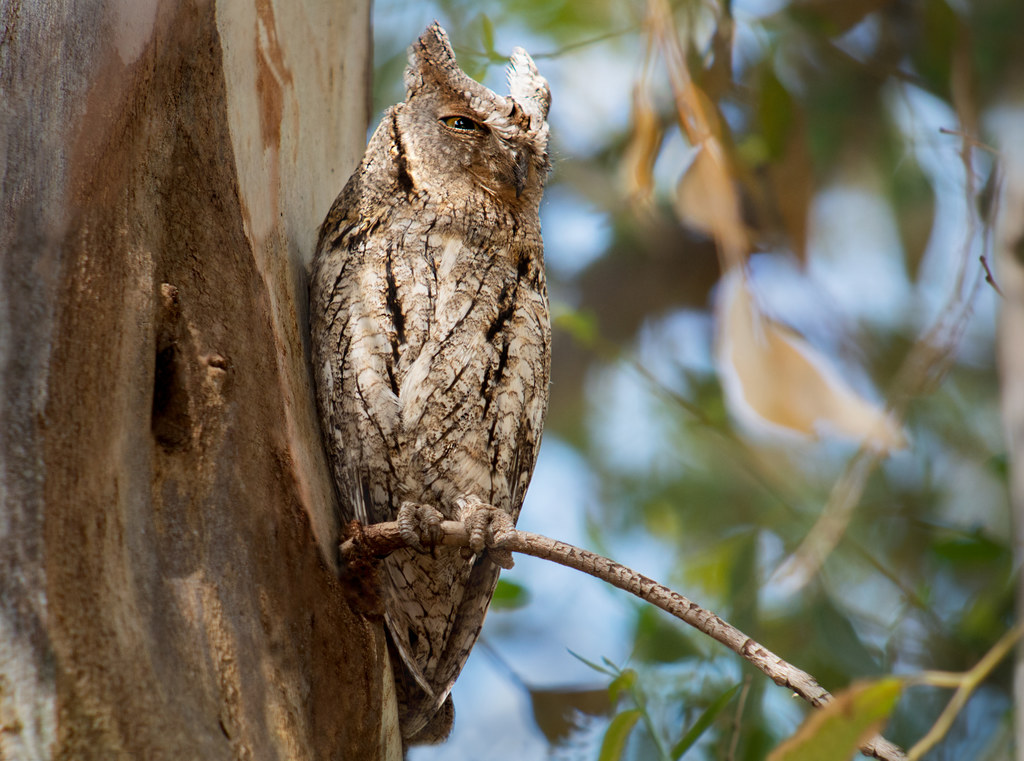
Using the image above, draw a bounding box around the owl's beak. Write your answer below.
[513,150,530,198]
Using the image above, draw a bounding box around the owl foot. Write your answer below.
[457,496,516,570]
[397,502,444,551]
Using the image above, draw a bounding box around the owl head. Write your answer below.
[395,22,551,207]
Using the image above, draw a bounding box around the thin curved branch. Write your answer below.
[340,521,907,761]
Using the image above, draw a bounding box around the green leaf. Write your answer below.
[670,683,741,759]
[599,709,643,761]
[480,14,496,55]
[912,0,957,97]
[490,578,530,610]
[809,596,883,680]
[633,605,703,663]
[766,678,903,761]
[931,530,1010,568]
[608,668,637,703]
[569,649,618,677]
[789,0,892,37]
[553,307,600,348]
[758,68,794,161]
[987,453,1009,479]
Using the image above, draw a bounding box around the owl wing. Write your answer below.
[312,110,425,526]
[311,217,407,526]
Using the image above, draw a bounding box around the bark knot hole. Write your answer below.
[152,283,194,450]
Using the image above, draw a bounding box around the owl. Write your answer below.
[309,23,551,744]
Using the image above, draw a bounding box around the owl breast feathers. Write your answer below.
[309,23,551,743]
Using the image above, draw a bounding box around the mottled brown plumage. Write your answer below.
[309,23,551,743]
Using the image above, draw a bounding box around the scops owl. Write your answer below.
[310,23,551,743]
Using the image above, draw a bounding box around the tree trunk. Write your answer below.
[0,1,399,758]
[997,126,1024,761]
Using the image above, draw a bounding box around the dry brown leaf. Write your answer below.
[716,271,907,452]
[676,147,724,238]
[673,71,724,147]
[675,144,747,267]
[648,0,747,269]
[622,82,663,207]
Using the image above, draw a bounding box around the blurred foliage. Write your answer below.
[375,0,1023,758]
[491,578,532,610]
[766,679,904,761]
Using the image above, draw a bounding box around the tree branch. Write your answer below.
[340,521,907,761]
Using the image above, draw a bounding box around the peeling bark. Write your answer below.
[0,1,398,758]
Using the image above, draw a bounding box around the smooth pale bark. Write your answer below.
[996,117,1024,761]
[0,1,399,758]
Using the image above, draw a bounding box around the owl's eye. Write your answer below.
[440,115,486,133]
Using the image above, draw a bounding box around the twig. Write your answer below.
[937,126,999,155]
[979,253,1004,297]
[340,521,907,761]
[726,675,752,761]
[906,623,1024,760]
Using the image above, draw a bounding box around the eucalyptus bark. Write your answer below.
[0,1,397,758]
[998,128,1024,761]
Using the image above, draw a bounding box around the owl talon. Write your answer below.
[487,548,515,570]
[458,497,516,569]
[398,502,444,551]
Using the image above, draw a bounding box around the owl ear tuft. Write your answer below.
[507,48,551,126]
[404,22,463,97]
